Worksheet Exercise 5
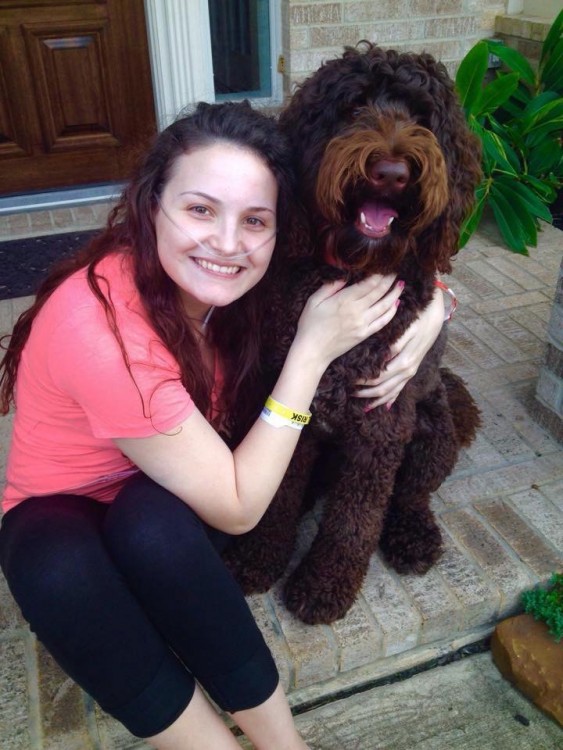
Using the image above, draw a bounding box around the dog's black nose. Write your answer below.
[370,159,410,194]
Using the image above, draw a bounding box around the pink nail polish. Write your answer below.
[395,299,401,307]
[385,402,393,411]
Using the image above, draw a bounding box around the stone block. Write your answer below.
[475,499,563,577]
[268,583,338,689]
[491,614,563,726]
[343,1,398,23]
[329,597,382,672]
[544,341,563,377]
[290,3,342,26]
[35,642,92,747]
[399,566,462,646]
[361,556,420,656]
[0,640,31,750]
[508,487,563,552]
[440,507,535,616]
[436,529,500,631]
[536,369,563,414]
[547,299,563,348]
[310,25,360,48]
[437,455,563,507]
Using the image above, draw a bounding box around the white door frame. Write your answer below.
[144,0,282,130]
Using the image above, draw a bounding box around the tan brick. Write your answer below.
[290,3,342,25]
[35,643,92,745]
[289,27,311,49]
[438,455,563,506]
[471,290,553,316]
[448,322,505,370]
[7,214,30,235]
[436,529,501,630]
[475,499,563,576]
[424,15,478,38]
[362,557,421,656]
[51,208,75,230]
[290,49,338,74]
[508,487,563,552]
[329,598,383,671]
[440,507,535,615]
[358,20,420,44]
[29,210,54,235]
[0,640,31,750]
[268,583,338,689]
[310,25,361,48]
[0,572,24,632]
[400,566,462,645]
[344,1,399,23]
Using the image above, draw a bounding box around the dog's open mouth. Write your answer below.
[355,199,398,239]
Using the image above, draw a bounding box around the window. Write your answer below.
[208,0,277,101]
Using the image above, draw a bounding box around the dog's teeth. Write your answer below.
[387,216,394,226]
[360,211,367,226]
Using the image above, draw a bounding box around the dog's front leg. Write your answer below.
[283,441,405,624]
[222,432,320,594]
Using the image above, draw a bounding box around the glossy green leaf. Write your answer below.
[494,175,553,223]
[528,137,563,176]
[481,129,519,174]
[541,39,563,94]
[522,174,558,204]
[540,8,563,68]
[459,181,489,247]
[456,42,489,115]
[478,72,520,116]
[486,40,537,86]
[489,187,529,253]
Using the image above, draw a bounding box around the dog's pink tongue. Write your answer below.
[359,200,398,234]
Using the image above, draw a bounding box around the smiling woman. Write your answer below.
[0,100,414,750]
[154,144,278,319]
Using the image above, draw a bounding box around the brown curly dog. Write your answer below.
[224,43,483,624]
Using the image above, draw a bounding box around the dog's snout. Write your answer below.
[370,159,410,194]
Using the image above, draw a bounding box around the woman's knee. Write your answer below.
[103,474,213,571]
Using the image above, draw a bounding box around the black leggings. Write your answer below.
[0,474,278,738]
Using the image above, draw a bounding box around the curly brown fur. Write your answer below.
[224,43,482,624]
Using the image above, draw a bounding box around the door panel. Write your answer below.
[0,0,156,194]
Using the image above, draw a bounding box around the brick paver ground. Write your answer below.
[0,219,561,749]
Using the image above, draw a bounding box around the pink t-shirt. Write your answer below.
[2,252,196,512]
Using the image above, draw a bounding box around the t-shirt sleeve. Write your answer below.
[47,303,195,438]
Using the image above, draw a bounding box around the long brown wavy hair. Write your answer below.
[0,101,300,432]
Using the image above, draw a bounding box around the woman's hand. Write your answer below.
[293,274,403,371]
[354,284,445,410]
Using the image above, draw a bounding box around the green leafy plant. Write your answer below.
[521,572,563,642]
[455,9,563,254]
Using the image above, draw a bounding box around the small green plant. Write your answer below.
[521,572,563,642]
[455,9,563,254]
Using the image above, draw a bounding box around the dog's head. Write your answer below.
[279,44,482,275]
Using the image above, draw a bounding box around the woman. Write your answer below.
[0,101,446,749]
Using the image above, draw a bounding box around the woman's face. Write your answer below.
[155,142,278,321]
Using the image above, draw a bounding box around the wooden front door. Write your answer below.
[0,0,156,195]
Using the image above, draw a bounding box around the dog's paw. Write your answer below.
[379,508,443,574]
[283,567,359,625]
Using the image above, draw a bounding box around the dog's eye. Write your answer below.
[351,107,363,118]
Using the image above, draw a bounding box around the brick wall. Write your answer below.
[282,0,508,93]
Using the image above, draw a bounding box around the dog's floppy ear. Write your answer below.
[415,55,482,271]
[279,43,380,198]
